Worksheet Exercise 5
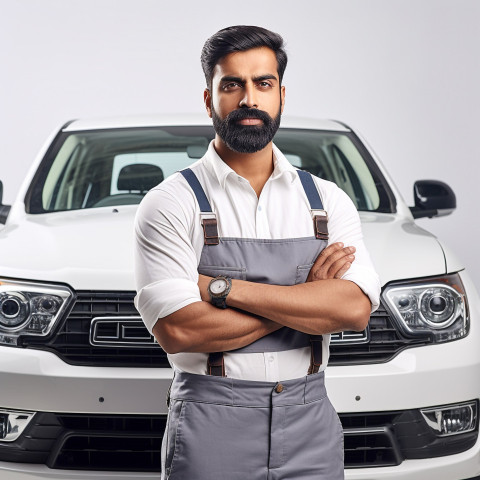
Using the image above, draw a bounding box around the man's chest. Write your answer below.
[198,176,317,240]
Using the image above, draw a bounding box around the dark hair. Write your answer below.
[201,25,287,87]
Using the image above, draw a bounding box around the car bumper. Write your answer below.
[0,347,172,415]
[1,273,479,480]
[0,462,159,479]
[345,450,480,480]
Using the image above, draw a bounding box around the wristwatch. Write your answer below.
[207,275,232,309]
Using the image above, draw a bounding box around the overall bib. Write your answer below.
[161,169,345,480]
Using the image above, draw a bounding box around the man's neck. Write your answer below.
[213,136,274,198]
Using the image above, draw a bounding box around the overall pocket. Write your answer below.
[198,265,247,280]
[168,401,270,480]
[163,399,185,478]
[295,263,314,284]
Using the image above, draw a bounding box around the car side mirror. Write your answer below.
[0,181,11,225]
[410,180,456,219]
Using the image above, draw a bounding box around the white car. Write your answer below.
[0,115,478,480]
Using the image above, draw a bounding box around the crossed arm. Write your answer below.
[153,243,371,354]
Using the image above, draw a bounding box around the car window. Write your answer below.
[279,131,380,211]
[28,126,393,213]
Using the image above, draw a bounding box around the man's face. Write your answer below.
[205,46,285,154]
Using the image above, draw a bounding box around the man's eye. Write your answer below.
[258,82,273,88]
[223,82,241,90]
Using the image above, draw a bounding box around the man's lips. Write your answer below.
[237,118,263,126]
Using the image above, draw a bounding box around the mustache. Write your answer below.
[225,108,273,125]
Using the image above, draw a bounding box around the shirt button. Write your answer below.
[275,383,284,394]
[268,356,274,363]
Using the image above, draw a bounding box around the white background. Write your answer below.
[1,0,479,286]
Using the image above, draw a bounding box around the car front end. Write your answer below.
[0,115,478,479]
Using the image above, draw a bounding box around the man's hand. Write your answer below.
[307,242,355,282]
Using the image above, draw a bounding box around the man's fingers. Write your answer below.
[308,244,356,281]
[317,245,356,271]
[332,258,354,279]
[334,263,351,279]
[321,242,345,257]
[313,242,344,266]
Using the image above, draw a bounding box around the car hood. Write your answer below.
[0,208,454,290]
[359,212,453,285]
[0,206,138,290]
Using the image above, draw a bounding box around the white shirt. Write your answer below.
[134,141,381,381]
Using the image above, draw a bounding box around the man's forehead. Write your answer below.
[212,47,279,81]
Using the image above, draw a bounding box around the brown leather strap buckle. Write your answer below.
[308,336,323,375]
[313,212,329,241]
[202,218,219,245]
[208,352,225,376]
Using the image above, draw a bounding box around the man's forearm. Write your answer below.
[226,278,371,335]
[155,244,366,354]
[153,300,282,354]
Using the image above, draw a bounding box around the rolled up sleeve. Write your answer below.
[342,262,381,313]
[133,185,201,334]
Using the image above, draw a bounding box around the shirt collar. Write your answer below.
[202,140,298,189]
[271,143,298,183]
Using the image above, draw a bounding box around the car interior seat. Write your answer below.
[92,163,164,207]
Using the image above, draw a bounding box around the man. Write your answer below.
[134,25,380,480]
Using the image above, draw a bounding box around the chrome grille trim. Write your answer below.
[331,328,370,345]
[90,317,157,347]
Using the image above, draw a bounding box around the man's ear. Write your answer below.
[280,85,286,114]
[204,88,212,118]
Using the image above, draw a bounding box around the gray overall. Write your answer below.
[161,169,344,480]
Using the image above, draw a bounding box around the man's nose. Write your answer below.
[239,84,258,109]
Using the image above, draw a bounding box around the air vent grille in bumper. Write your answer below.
[51,415,165,472]
[2,409,476,471]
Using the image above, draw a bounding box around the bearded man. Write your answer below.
[134,25,380,480]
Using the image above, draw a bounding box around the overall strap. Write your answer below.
[180,169,223,372]
[207,351,225,377]
[296,170,329,241]
[308,337,323,374]
[180,168,219,245]
[297,170,325,374]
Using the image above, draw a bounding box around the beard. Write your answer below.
[211,105,282,154]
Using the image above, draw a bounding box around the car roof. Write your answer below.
[63,114,350,132]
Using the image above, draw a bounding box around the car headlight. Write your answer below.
[0,278,73,346]
[383,273,468,343]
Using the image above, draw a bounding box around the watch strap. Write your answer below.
[211,295,228,309]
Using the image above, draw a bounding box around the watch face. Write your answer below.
[210,278,227,295]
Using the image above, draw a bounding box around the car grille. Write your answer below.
[22,292,428,367]
[4,409,476,471]
[329,302,430,365]
[24,291,170,368]
[24,291,428,367]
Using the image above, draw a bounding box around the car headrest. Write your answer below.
[117,164,164,192]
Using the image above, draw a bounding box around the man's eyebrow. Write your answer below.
[219,74,278,84]
[252,74,278,82]
[220,76,245,84]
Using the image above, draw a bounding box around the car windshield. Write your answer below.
[27,126,393,213]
